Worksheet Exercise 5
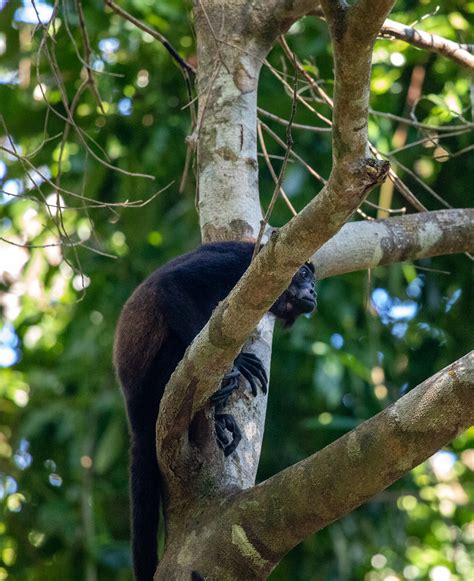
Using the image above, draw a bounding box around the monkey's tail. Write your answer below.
[130,435,161,581]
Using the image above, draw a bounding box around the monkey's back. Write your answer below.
[113,275,168,400]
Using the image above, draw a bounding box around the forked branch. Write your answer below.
[225,351,474,576]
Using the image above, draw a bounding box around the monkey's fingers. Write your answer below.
[238,352,261,363]
[241,361,268,394]
[236,353,268,388]
[224,434,241,456]
[237,359,268,394]
[215,419,230,448]
[238,365,259,396]
[211,369,241,405]
[224,367,240,380]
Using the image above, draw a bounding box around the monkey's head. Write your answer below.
[270,262,317,327]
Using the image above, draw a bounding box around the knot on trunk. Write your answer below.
[363,158,390,186]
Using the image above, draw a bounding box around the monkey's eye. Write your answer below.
[301,269,307,278]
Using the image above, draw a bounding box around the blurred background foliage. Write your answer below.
[0,0,473,579]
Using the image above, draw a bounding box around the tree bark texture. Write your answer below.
[313,208,474,279]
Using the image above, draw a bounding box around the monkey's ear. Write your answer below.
[305,261,315,273]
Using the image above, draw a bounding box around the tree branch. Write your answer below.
[229,351,474,575]
[152,2,472,575]
[311,7,474,69]
[313,208,474,279]
[381,18,474,70]
[320,0,396,166]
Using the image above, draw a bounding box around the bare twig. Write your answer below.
[257,122,297,217]
[259,122,326,185]
[103,0,196,77]
[386,127,471,156]
[74,0,105,113]
[369,108,474,132]
[0,140,173,208]
[196,0,230,73]
[254,60,299,254]
[377,64,426,217]
[363,199,406,214]
[387,156,453,209]
[0,235,117,259]
[258,107,331,132]
[279,34,470,214]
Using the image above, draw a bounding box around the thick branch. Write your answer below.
[381,18,474,70]
[311,6,474,69]
[320,0,396,167]
[313,208,474,279]
[230,351,474,574]
[249,1,322,40]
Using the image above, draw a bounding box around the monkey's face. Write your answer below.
[286,263,317,314]
[270,263,317,326]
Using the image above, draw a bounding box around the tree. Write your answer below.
[0,1,472,579]
[151,1,473,577]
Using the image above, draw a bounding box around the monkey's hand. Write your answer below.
[233,352,268,397]
[210,352,267,406]
[215,413,242,456]
[211,353,267,456]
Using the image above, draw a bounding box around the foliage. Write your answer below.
[0,0,472,579]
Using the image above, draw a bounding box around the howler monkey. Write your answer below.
[113,240,316,581]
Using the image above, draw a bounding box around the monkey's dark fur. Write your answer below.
[113,241,316,580]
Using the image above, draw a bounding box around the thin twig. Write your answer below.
[387,156,453,209]
[74,0,105,113]
[259,122,326,185]
[386,127,471,156]
[363,200,406,214]
[104,0,195,77]
[258,107,331,132]
[254,59,299,256]
[257,122,297,217]
[196,0,230,73]
[369,108,474,132]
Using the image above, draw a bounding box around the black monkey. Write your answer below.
[113,241,316,581]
